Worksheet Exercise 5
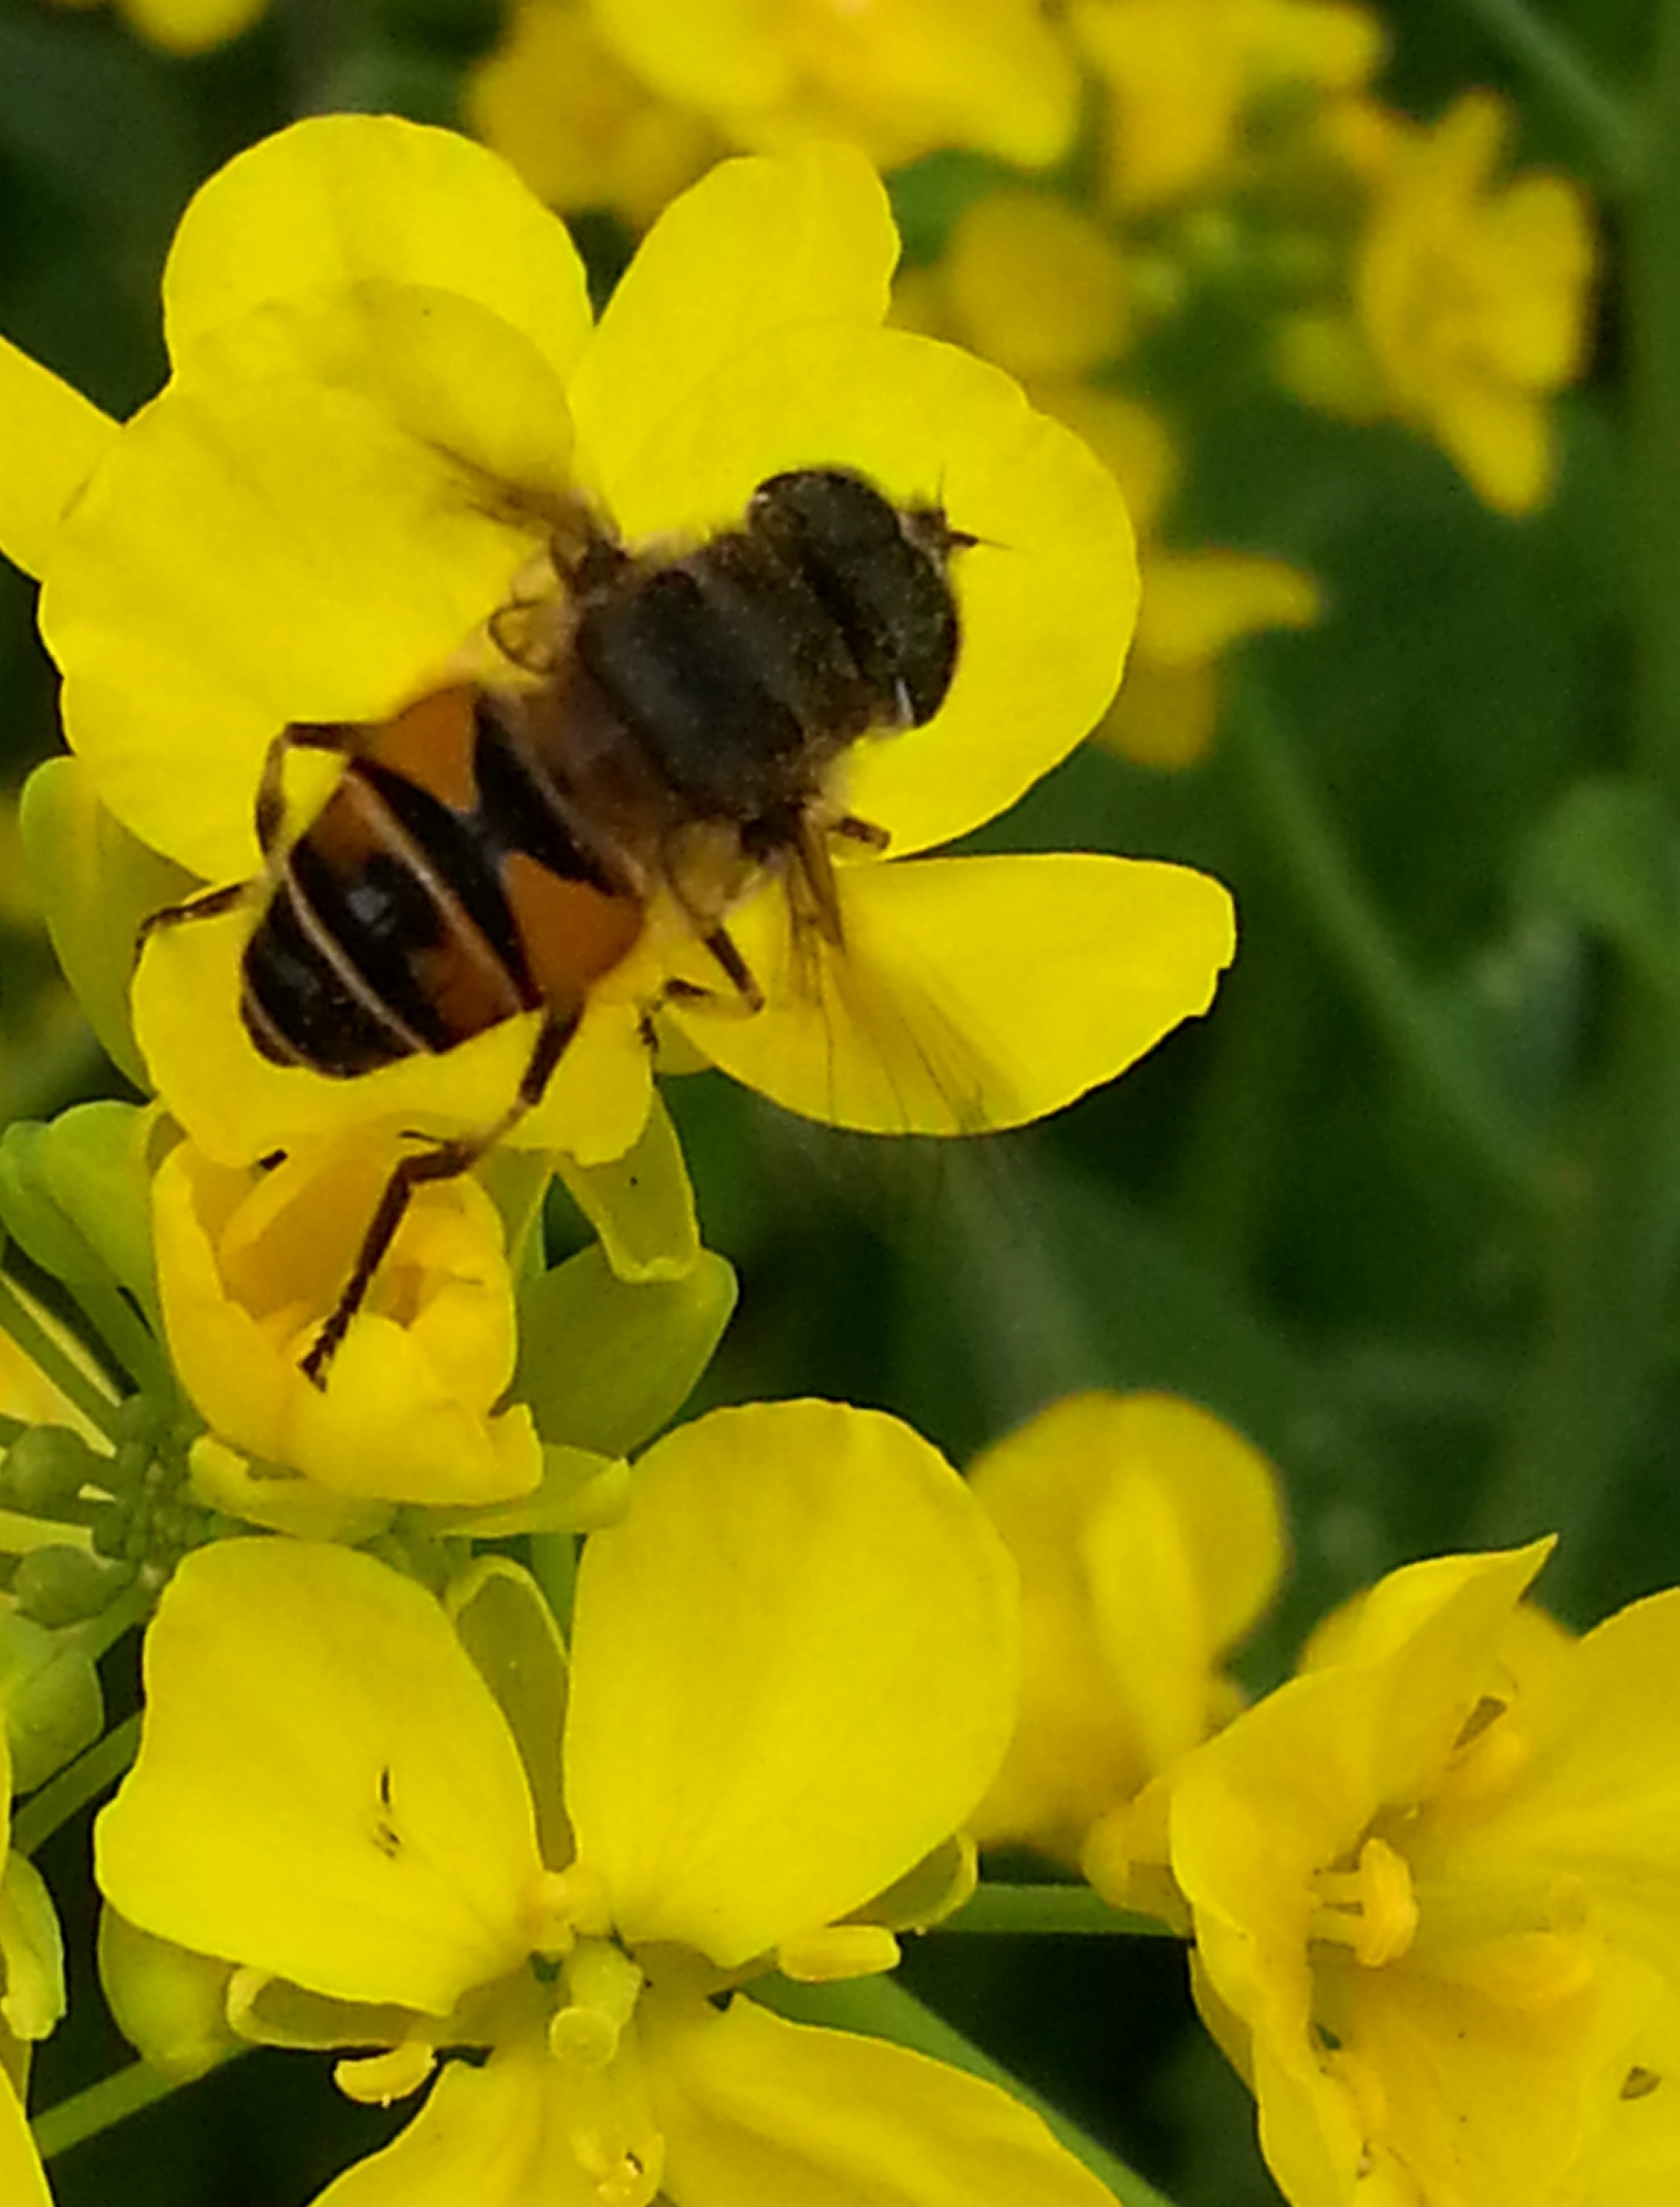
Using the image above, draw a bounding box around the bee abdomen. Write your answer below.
[241,758,537,1076]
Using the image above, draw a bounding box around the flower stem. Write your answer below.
[33,2055,201,2161]
[0,1276,124,1445]
[1476,0,1680,1596]
[1453,0,1634,176]
[13,1713,140,1857]
[940,1883,1178,1939]
[759,1973,1177,2207]
[1227,673,1550,1214]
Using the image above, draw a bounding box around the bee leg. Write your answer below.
[136,721,359,958]
[700,923,765,1012]
[831,813,891,853]
[257,722,357,853]
[135,878,254,952]
[299,1010,572,1387]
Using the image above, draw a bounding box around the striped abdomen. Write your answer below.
[241,688,642,1077]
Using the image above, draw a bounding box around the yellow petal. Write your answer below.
[1433,1586,1680,1989]
[565,1400,1018,1967]
[1136,549,1323,665]
[642,1990,1118,2207]
[0,2066,49,2207]
[943,191,1130,381]
[132,909,652,1172]
[119,0,267,51]
[310,2033,657,2207]
[971,1393,1285,1854]
[593,323,1136,860]
[45,282,572,880]
[1304,1940,1662,2207]
[96,1541,546,2015]
[152,1140,541,1508]
[160,115,593,386]
[567,141,897,498]
[670,852,1236,1136]
[0,329,118,583]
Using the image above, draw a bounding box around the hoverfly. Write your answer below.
[146,466,975,1381]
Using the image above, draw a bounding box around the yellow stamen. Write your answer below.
[776,1922,902,1982]
[333,2040,436,2104]
[1311,1836,1419,1967]
[549,1939,643,2069]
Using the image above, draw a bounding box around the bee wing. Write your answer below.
[671,860,1029,1138]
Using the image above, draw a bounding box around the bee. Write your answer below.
[146,467,975,1382]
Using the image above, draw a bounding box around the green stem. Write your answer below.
[33,2056,197,2161]
[1476,2,1680,1594]
[61,1279,170,1402]
[1454,0,1634,175]
[940,1883,1178,1939]
[758,1974,1175,2207]
[0,1277,124,1445]
[73,1578,153,1663]
[1228,675,1550,1213]
[13,1713,140,1856]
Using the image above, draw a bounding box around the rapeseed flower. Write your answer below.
[0,117,1234,1172]
[588,0,1080,171]
[467,0,723,223]
[1344,92,1594,515]
[1101,1543,1680,2205]
[0,2068,50,2207]
[1072,0,1384,212]
[0,1712,65,2207]
[968,1392,1286,1864]
[96,1399,1115,2207]
[150,1132,542,1512]
[899,201,1321,769]
[46,0,265,53]
[1051,388,1321,768]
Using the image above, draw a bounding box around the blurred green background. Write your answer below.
[0,0,1667,2202]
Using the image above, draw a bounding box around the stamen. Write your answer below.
[1310,1836,1419,1967]
[549,1939,644,2069]
[334,2040,437,2105]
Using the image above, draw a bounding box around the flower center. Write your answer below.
[1310,1835,1419,1967]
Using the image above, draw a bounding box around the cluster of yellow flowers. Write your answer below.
[0,13,1650,2207]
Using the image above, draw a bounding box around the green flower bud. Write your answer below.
[11,1544,130,1630]
[0,1424,103,1518]
[0,1610,103,1793]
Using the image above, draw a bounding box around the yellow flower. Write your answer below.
[1072,0,1384,211]
[0,2066,51,2207]
[1047,387,1321,767]
[467,0,724,223]
[938,190,1132,384]
[968,1392,1286,1864]
[46,0,265,53]
[589,0,1080,171]
[0,118,1234,1172]
[150,1133,542,1514]
[1351,92,1595,515]
[96,1400,1116,2206]
[1110,1543,1680,2207]
[0,1718,66,2201]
